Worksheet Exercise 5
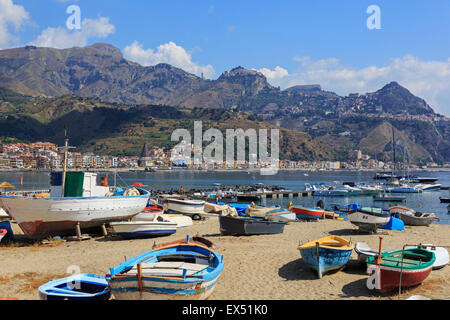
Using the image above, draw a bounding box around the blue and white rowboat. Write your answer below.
[107,235,224,300]
[298,236,354,279]
[39,273,110,300]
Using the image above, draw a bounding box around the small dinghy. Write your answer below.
[219,215,286,235]
[354,242,396,266]
[289,205,324,220]
[110,216,177,239]
[266,211,296,222]
[390,206,439,226]
[348,207,391,233]
[107,235,224,300]
[39,274,110,300]
[366,247,435,293]
[404,244,449,270]
[298,236,354,279]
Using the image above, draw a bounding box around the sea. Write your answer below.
[1,169,449,225]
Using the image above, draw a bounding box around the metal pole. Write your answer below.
[61,125,68,198]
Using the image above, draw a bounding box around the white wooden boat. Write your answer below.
[163,198,205,220]
[347,207,391,232]
[110,217,177,239]
[0,172,150,238]
[265,211,296,222]
[0,208,9,219]
[404,244,449,270]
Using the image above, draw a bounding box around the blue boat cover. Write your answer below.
[379,216,404,230]
[228,203,249,216]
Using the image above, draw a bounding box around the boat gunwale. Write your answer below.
[298,236,354,251]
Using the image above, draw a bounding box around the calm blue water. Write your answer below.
[1,169,449,225]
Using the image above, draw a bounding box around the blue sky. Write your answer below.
[3,0,450,114]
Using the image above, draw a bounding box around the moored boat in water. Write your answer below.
[298,236,354,279]
[107,235,224,300]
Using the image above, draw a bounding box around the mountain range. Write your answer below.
[0,43,448,164]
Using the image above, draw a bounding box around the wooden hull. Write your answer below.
[348,210,390,232]
[219,215,285,235]
[266,211,296,222]
[289,206,324,220]
[367,264,433,293]
[110,221,177,239]
[163,199,205,216]
[108,236,224,300]
[39,274,111,300]
[298,236,354,279]
[0,191,150,238]
[398,213,438,226]
[366,248,435,293]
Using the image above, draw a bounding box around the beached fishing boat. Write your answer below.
[265,211,296,222]
[404,244,449,270]
[322,210,341,220]
[354,242,395,267]
[39,274,110,300]
[373,194,406,202]
[366,248,435,293]
[163,198,205,220]
[389,206,439,226]
[0,172,150,238]
[347,207,391,233]
[289,205,324,220]
[110,217,177,239]
[0,208,9,219]
[133,205,165,221]
[245,203,281,218]
[107,235,224,300]
[298,236,354,279]
[218,215,286,235]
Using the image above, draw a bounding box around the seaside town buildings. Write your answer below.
[0,142,447,171]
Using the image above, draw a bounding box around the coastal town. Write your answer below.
[0,140,448,171]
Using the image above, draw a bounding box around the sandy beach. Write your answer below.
[0,216,449,300]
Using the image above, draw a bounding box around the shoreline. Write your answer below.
[1,167,450,173]
[0,217,449,300]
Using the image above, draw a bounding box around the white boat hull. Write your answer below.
[405,245,449,270]
[110,221,177,238]
[164,199,205,216]
[0,192,149,238]
[266,211,296,222]
[348,211,390,231]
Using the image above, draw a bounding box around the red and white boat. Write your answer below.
[366,247,435,293]
[289,205,324,220]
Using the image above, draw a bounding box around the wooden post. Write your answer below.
[315,242,320,263]
[376,236,383,265]
[137,263,143,292]
[75,222,82,241]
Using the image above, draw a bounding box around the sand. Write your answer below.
[0,216,449,300]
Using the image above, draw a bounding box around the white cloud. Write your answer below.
[0,0,30,48]
[257,66,289,80]
[30,16,115,49]
[123,41,215,79]
[258,55,450,115]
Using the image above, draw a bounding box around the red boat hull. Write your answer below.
[290,206,324,220]
[377,265,433,293]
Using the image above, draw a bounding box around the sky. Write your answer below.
[1,0,450,115]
